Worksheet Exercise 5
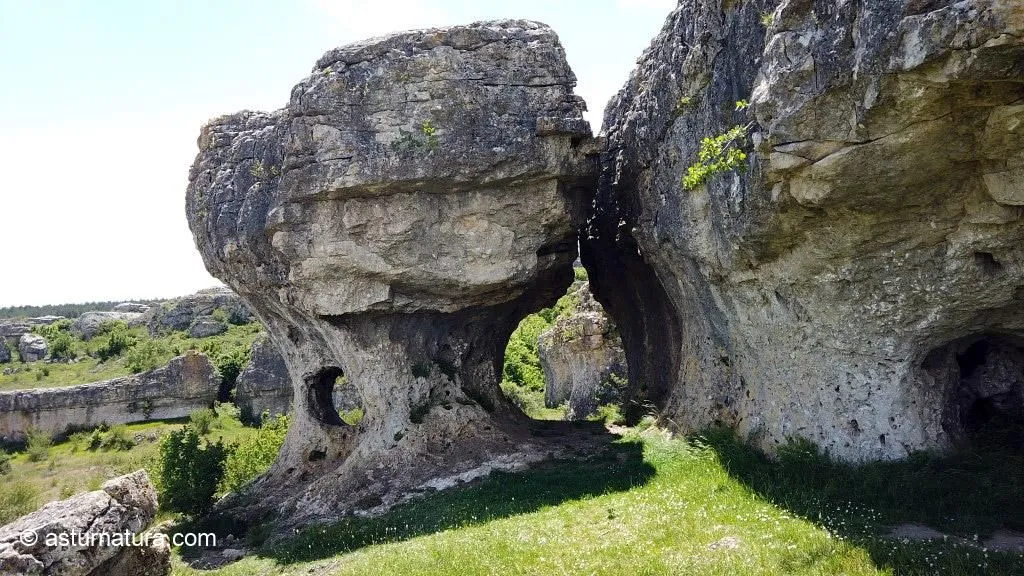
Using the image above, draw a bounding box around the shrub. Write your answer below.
[48,331,77,361]
[0,450,11,475]
[214,347,250,397]
[189,408,217,435]
[502,315,549,392]
[158,427,232,515]
[0,481,39,525]
[221,415,289,493]
[573,266,589,282]
[126,339,165,373]
[95,321,137,361]
[210,308,229,324]
[24,429,52,462]
[100,425,135,451]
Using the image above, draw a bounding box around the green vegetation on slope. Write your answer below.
[168,423,1024,576]
[0,322,262,392]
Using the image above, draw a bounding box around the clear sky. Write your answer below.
[0,0,675,307]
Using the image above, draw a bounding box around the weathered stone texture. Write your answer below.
[539,285,627,420]
[584,0,1024,460]
[17,334,47,363]
[0,470,169,576]
[0,352,219,441]
[143,287,251,335]
[187,20,597,525]
[71,311,144,340]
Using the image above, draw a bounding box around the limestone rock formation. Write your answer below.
[113,302,152,314]
[0,342,10,364]
[0,322,31,346]
[71,311,144,340]
[235,336,291,421]
[0,352,219,441]
[189,319,228,338]
[187,20,598,525]
[144,287,251,335]
[236,336,361,423]
[0,470,169,576]
[18,333,47,362]
[539,285,627,420]
[584,0,1024,460]
[26,315,65,326]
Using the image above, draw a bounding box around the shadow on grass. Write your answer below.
[698,417,1024,575]
[235,432,655,565]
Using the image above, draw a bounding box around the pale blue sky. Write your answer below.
[0,0,675,306]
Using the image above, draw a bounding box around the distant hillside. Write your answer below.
[0,300,164,320]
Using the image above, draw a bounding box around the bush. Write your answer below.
[48,331,77,361]
[502,315,550,392]
[0,450,11,475]
[95,321,137,361]
[158,427,233,515]
[24,429,52,462]
[0,481,39,525]
[189,408,217,435]
[221,415,289,493]
[213,347,250,398]
[126,339,165,373]
[100,425,135,451]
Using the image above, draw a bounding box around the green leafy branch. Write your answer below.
[682,101,754,191]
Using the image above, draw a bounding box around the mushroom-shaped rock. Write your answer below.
[186,20,597,526]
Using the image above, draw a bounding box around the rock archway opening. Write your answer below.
[924,334,1024,447]
[499,264,630,422]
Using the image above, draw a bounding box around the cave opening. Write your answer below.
[305,366,365,427]
[926,334,1024,447]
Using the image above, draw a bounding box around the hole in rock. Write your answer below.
[499,262,630,422]
[973,251,1003,276]
[925,334,1024,445]
[306,367,364,426]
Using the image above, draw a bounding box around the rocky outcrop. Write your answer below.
[18,334,47,363]
[189,319,228,338]
[187,20,598,525]
[113,302,151,314]
[26,315,65,326]
[71,311,144,340]
[0,352,219,441]
[235,336,291,421]
[539,285,627,420]
[0,343,10,364]
[144,287,251,335]
[0,322,31,346]
[0,470,170,576]
[584,0,1024,460]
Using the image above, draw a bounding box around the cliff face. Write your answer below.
[186,20,599,525]
[585,0,1024,460]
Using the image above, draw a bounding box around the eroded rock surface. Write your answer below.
[584,0,1024,459]
[71,311,144,340]
[187,20,598,525]
[143,287,251,335]
[0,470,169,576]
[539,285,627,420]
[17,333,47,362]
[0,352,219,441]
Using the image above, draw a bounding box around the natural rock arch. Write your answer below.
[186,20,599,526]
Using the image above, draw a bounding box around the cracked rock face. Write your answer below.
[585,0,1024,460]
[187,20,596,525]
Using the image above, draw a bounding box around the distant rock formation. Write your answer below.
[187,20,597,525]
[143,287,250,335]
[539,285,627,420]
[17,334,47,363]
[583,0,1024,460]
[25,316,65,326]
[0,352,219,441]
[0,470,170,576]
[0,322,31,346]
[113,302,151,314]
[71,311,144,340]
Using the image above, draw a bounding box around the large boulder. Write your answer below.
[71,311,144,340]
[0,343,10,364]
[539,285,627,420]
[187,20,597,525]
[144,287,251,334]
[583,0,1024,460]
[17,334,47,363]
[188,319,228,338]
[0,470,170,576]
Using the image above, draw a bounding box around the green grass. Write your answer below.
[166,423,1024,576]
[0,323,263,392]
